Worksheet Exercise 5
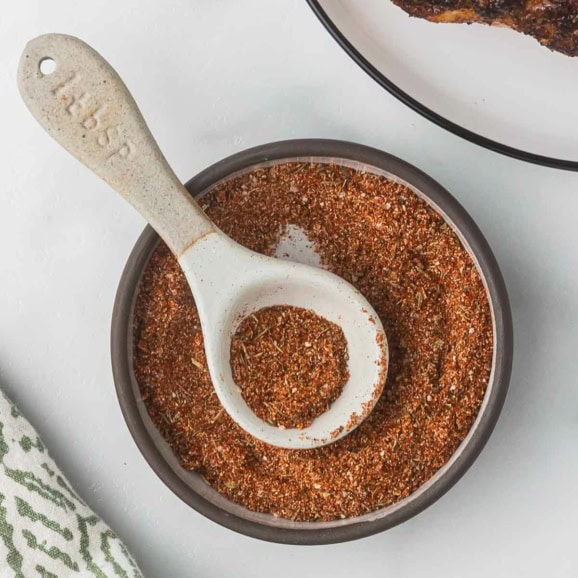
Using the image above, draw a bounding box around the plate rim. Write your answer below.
[306,0,578,172]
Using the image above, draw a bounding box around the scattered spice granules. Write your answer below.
[133,162,493,522]
[230,305,349,429]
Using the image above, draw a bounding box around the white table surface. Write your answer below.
[1,2,577,577]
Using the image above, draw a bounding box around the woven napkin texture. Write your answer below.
[0,391,143,577]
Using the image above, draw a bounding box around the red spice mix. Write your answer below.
[231,305,350,429]
[133,162,493,521]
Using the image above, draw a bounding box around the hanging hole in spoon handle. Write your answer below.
[17,33,214,257]
[38,57,56,76]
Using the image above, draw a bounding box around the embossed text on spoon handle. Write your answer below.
[18,34,214,255]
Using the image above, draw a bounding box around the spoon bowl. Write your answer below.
[185,233,387,448]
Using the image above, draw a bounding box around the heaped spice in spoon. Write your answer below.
[231,305,349,429]
[133,161,493,522]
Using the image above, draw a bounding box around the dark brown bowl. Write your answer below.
[111,139,513,544]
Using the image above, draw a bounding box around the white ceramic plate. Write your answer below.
[308,0,578,170]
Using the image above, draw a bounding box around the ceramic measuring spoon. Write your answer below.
[18,34,388,449]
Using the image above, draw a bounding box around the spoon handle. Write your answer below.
[18,34,214,256]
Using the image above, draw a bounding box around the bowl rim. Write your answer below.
[111,138,513,545]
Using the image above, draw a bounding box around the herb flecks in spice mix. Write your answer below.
[231,305,349,429]
[133,162,493,522]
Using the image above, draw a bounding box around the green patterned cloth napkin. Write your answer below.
[0,391,143,577]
